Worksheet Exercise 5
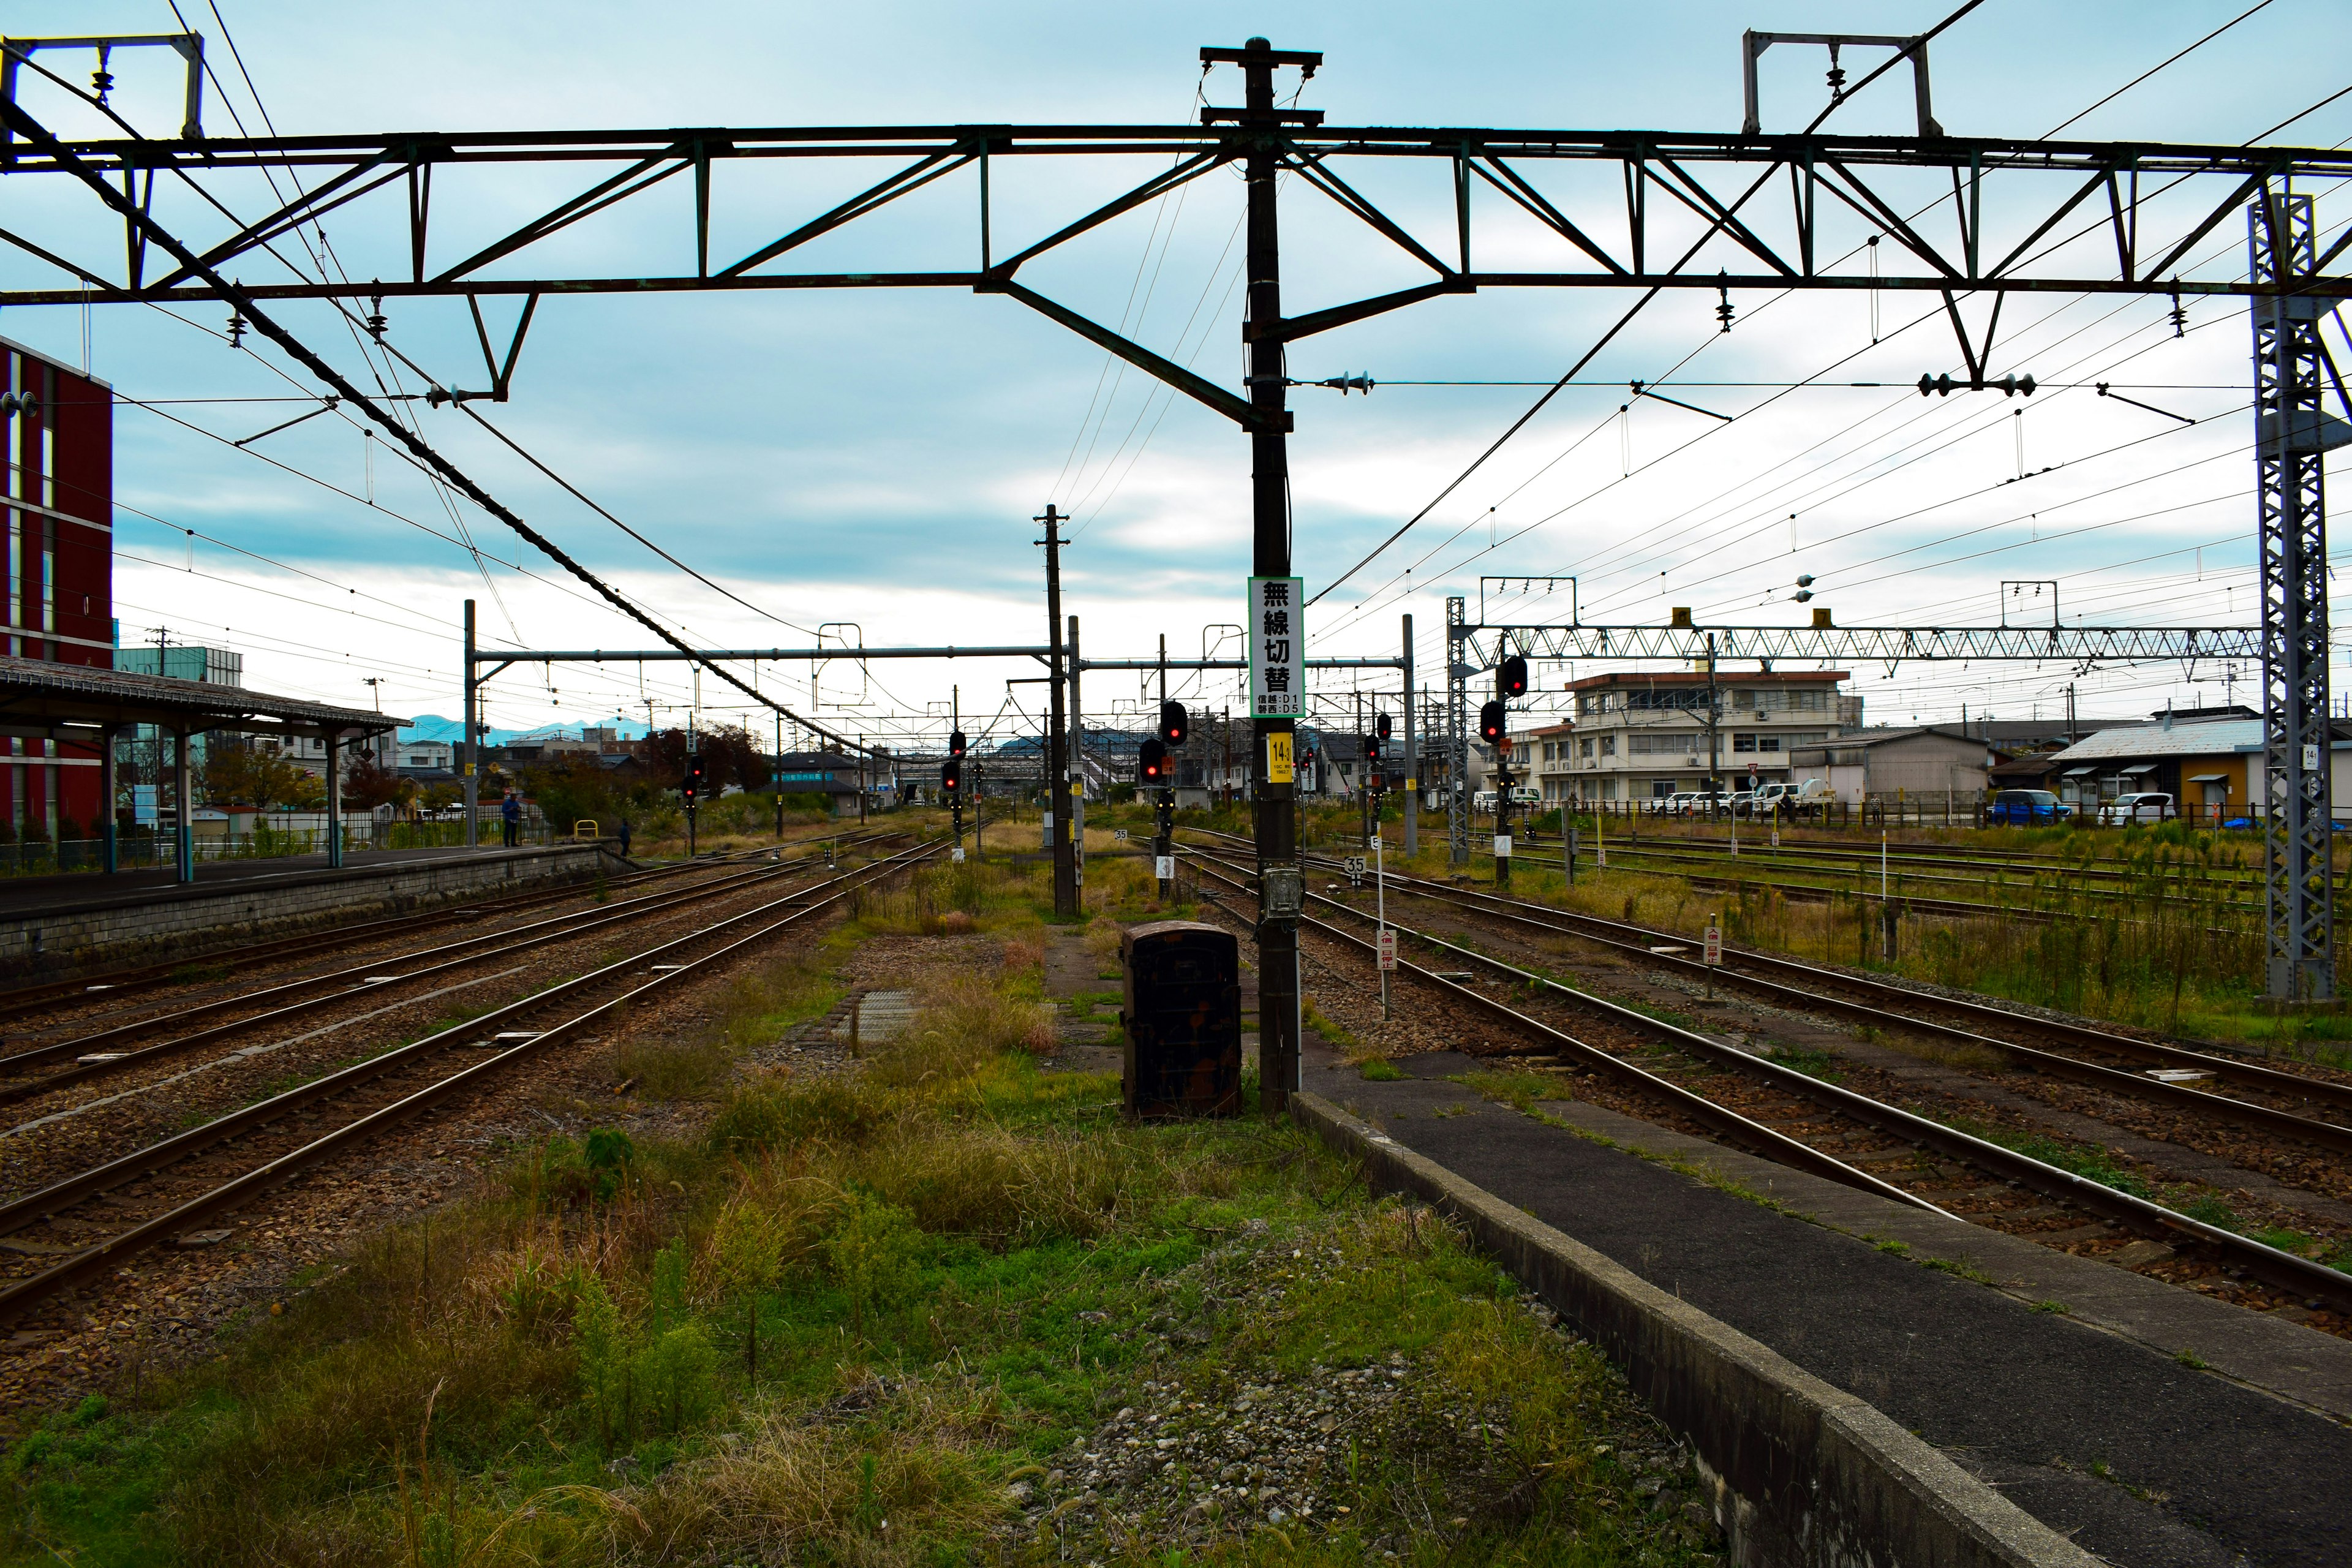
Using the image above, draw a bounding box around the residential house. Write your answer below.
[1561,668,1858,803]
[2040,713,2352,820]
[394,739,454,774]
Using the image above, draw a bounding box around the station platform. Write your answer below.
[1311,1047,2352,1568]
[0,842,614,979]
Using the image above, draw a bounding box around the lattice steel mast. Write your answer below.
[2252,192,2341,1001]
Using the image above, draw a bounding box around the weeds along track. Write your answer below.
[1534,826,2273,892]
[0,829,905,1028]
[0,835,905,1100]
[1517,838,2263,919]
[1437,840,2255,928]
[1188,824,2244,936]
[0,838,944,1327]
[1297,856,2352,1165]
[1177,846,2352,1321]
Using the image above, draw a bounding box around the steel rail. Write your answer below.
[1410,862,2352,1114]
[0,859,783,1070]
[0,835,880,1023]
[1330,860,2352,1157]
[0,838,894,1106]
[1457,847,2241,933]
[1538,829,2272,891]
[1180,844,2352,1314]
[1536,839,2263,914]
[0,839,943,1322]
[1177,850,1943,1216]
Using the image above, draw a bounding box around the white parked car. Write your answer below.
[1471,789,1499,815]
[1752,778,1834,818]
[2098,791,2174,826]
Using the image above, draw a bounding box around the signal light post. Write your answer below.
[1486,654,1526,888]
[682,751,705,858]
[949,690,967,862]
[1156,638,1185,899]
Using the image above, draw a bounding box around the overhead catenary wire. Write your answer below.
[0,97,885,760]
[1317,17,2331,650]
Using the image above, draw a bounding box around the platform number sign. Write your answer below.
[1376,929,1398,971]
[1248,576,1305,720]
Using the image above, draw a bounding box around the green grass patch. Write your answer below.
[1761,1044,1843,1082]
[1450,1069,1561,1113]
[4,935,1713,1567]
[1947,1120,2154,1200]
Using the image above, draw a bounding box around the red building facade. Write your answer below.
[4,334,113,835]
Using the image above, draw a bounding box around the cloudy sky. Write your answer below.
[3,0,2347,749]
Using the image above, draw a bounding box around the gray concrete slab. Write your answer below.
[1311,1049,2352,1568]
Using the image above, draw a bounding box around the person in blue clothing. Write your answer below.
[500,790,521,848]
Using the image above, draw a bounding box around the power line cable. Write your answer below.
[0,96,883,758]
[2040,0,2276,137]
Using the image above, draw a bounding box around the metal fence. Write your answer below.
[0,818,550,878]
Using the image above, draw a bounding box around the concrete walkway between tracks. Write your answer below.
[1300,1046,2352,1568]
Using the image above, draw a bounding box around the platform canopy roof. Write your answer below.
[0,656,403,744]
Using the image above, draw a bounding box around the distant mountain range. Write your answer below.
[398,714,654,747]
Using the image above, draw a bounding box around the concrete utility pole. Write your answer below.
[462,598,478,849]
[1069,615,1085,886]
[1206,35,1319,1112]
[1039,505,1077,916]
[1705,630,1722,819]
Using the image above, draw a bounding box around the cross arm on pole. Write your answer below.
[979,277,1285,432]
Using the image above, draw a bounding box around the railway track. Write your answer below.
[1198,823,2350,1172]
[1521,837,2263,916]
[1371,835,2247,932]
[0,837,892,1110]
[1294,856,2352,1159]
[0,829,900,1028]
[1534,825,2271,892]
[1176,843,2352,1318]
[0,836,942,1325]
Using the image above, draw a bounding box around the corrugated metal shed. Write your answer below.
[2044,719,2262,763]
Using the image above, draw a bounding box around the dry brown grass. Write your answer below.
[608,1381,1010,1563]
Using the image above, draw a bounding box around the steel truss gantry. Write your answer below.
[7,30,2350,1008]
[1444,604,2267,870]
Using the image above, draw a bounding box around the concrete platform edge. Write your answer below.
[1291,1091,2105,1568]
[0,843,617,979]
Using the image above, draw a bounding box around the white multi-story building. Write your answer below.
[1561,669,1860,802]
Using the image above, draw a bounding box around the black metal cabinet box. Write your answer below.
[1119,920,1242,1117]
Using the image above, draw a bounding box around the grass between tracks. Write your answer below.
[0,851,1711,1568]
[1264,794,2352,1061]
